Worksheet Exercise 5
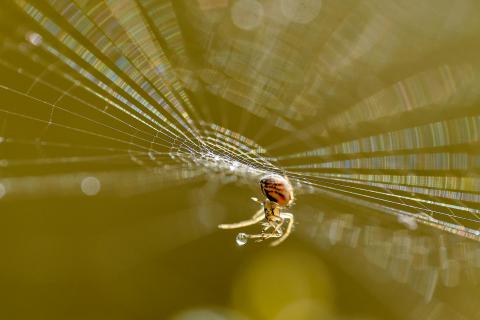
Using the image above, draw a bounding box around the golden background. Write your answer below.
[0,1,479,319]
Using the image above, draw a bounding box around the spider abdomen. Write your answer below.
[260,174,294,207]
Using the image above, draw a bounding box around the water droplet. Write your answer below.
[236,233,248,246]
[26,32,43,46]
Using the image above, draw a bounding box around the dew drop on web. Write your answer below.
[236,233,248,246]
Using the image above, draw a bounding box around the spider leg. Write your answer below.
[250,231,281,242]
[262,217,279,231]
[272,218,284,234]
[218,208,264,229]
[250,197,262,205]
[270,212,294,247]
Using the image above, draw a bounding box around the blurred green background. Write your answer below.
[0,1,479,319]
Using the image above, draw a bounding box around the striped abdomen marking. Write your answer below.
[260,174,293,207]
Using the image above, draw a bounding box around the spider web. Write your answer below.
[1,0,479,237]
[1,1,480,315]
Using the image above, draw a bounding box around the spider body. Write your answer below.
[260,174,294,207]
[218,174,295,246]
[263,199,281,223]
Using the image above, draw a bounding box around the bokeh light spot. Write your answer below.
[231,0,264,30]
[80,176,101,196]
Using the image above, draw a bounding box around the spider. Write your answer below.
[218,174,295,246]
